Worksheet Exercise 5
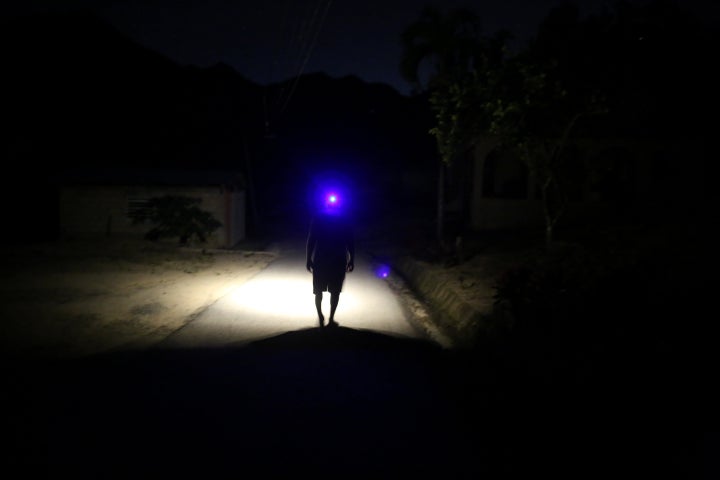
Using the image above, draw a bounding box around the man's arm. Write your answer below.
[346,226,355,272]
[306,221,316,273]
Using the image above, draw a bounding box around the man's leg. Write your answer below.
[328,292,340,326]
[315,292,325,326]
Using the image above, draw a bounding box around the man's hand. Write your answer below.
[346,260,354,272]
[306,260,313,273]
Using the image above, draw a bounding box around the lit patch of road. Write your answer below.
[158,242,426,349]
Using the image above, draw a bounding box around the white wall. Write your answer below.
[59,185,245,248]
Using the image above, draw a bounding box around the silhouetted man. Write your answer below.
[306,199,354,327]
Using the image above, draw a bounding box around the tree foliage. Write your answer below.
[424,3,611,246]
[401,5,511,162]
[400,6,510,249]
[399,6,484,92]
[488,58,607,245]
[401,0,713,247]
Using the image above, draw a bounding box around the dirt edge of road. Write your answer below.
[0,239,278,359]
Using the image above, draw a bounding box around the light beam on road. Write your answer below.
[226,262,396,327]
[229,275,360,319]
[160,253,423,349]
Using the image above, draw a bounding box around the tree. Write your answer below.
[399,6,501,250]
[487,59,606,246]
[400,6,485,93]
[425,3,608,247]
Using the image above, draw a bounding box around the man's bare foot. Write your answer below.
[327,318,338,327]
[318,314,325,327]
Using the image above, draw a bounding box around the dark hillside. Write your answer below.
[2,10,263,171]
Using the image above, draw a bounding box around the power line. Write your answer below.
[272,0,321,114]
[261,0,333,134]
[277,0,334,116]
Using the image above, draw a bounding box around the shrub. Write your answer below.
[130,195,222,245]
[490,237,664,383]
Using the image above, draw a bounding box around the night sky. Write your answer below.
[8,0,720,95]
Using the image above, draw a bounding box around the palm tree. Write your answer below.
[400,6,484,92]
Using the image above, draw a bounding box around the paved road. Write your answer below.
[158,238,427,350]
[3,239,491,479]
[3,239,698,478]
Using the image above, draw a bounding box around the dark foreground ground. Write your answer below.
[3,324,715,479]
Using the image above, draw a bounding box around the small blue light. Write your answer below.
[375,264,390,279]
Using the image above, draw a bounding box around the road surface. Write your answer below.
[157,238,428,350]
[4,238,693,478]
[3,238,491,479]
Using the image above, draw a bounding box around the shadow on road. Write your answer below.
[3,326,709,479]
[3,327,483,479]
[247,325,440,351]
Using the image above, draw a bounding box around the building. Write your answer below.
[57,168,246,248]
[444,131,705,236]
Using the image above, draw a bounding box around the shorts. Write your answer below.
[312,262,346,294]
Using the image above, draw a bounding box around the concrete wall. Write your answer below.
[466,135,684,232]
[59,184,245,248]
[467,138,545,231]
[471,197,544,231]
[222,189,246,247]
[60,186,139,237]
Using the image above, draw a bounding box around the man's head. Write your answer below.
[323,192,341,213]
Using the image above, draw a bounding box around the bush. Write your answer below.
[490,229,692,385]
[130,195,222,245]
